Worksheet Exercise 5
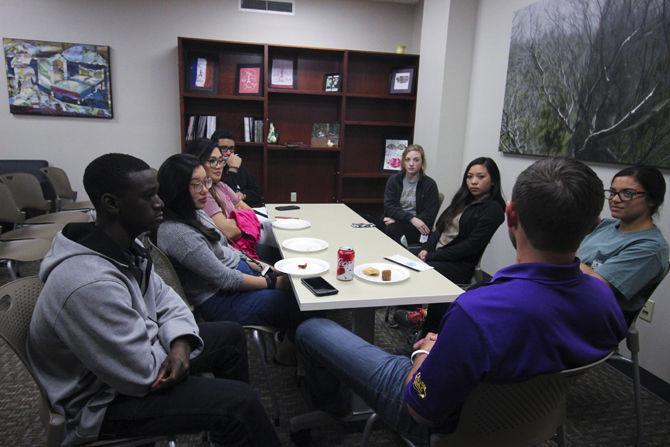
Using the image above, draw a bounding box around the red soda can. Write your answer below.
[337,246,355,281]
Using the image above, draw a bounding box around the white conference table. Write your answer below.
[267,203,463,342]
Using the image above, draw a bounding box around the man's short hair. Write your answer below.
[512,157,604,252]
[210,129,235,142]
[83,153,151,208]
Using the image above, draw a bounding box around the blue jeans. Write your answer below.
[295,318,429,444]
[198,260,303,337]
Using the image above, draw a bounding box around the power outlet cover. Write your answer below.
[290,192,297,202]
[639,299,654,323]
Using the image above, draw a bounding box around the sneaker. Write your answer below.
[393,307,426,328]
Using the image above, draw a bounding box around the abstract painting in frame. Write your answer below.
[499,0,670,167]
[3,38,113,119]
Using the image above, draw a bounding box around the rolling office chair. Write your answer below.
[0,276,175,447]
[609,268,668,447]
[361,352,613,447]
[142,236,282,426]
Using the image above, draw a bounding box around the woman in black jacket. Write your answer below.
[396,157,505,333]
[382,144,440,244]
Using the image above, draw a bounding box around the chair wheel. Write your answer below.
[289,429,311,446]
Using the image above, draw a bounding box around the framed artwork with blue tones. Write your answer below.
[3,38,113,119]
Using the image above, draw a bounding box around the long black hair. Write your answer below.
[187,138,218,164]
[613,165,666,217]
[157,153,220,242]
[435,157,505,233]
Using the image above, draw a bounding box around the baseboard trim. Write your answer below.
[607,359,670,403]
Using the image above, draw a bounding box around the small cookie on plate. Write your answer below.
[363,267,380,276]
[381,269,392,281]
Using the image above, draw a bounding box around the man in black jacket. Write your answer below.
[211,129,264,207]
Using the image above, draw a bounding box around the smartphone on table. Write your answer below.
[275,205,300,211]
[301,277,338,296]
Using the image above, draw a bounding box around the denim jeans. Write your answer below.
[99,321,280,446]
[295,318,429,445]
[198,260,304,337]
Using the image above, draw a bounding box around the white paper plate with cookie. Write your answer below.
[354,263,410,284]
[274,257,329,277]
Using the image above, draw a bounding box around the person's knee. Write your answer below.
[201,321,246,345]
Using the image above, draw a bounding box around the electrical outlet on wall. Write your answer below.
[639,299,655,323]
[290,192,297,202]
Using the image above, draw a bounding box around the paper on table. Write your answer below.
[384,254,434,272]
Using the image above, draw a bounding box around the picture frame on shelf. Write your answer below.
[382,138,409,171]
[389,67,415,94]
[236,64,263,95]
[311,122,340,148]
[270,57,297,89]
[323,73,341,92]
[187,52,219,93]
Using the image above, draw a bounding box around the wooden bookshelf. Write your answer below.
[178,38,419,206]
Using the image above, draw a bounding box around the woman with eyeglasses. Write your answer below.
[578,165,668,322]
[156,154,303,351]
[186,138,268,259]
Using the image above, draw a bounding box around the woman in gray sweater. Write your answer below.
[156,154,302,337]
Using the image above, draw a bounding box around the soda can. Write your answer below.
[337,246,355,281]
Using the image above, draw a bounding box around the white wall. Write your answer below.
[458,0,670,382]
[0,0,419,196]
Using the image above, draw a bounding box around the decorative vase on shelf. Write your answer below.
[267,122,278,144]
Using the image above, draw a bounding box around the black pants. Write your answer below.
[422,261,474,334]
[99,321,280,447]
[384,220,421,245]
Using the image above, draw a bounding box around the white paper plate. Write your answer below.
[272,218,311,230]
[274,257,329,277]
[354,262,410,284]
[282,237,329,253]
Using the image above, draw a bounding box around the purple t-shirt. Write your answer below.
[404,261,627,432]
[202,181,240,218]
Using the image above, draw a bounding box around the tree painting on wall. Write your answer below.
[3,38,113,118]
[499,0,670,167]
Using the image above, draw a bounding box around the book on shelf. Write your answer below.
[186,115,217,141]
[254,119,263,143]
[242,116,263,143]
[310,123,340,148]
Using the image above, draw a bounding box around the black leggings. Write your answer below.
[383,220,422,245]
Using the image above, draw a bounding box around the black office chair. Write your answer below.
[609,268,668,447]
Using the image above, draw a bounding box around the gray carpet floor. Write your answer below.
[2,263,670,446]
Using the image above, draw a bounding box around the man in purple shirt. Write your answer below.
[295,158,627,443]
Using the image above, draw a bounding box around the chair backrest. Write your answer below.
[437,192,445,209]
[0,181,26,225]
[0,173,51,212]
[41,167,77,201]
[431,353,611,447]
[619,264,669,326]
[141,235,191,308]
[0,276,65,446]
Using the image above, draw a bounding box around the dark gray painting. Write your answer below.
[499,0,670,167]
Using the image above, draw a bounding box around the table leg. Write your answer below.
[352,307,376,343]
